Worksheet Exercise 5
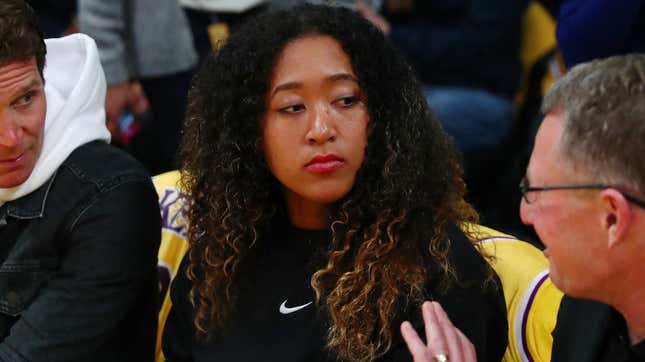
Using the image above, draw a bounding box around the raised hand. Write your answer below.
[401,301,476,362]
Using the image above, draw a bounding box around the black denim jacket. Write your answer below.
[0,141,161,362]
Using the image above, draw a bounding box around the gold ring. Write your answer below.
[433,354,449,362]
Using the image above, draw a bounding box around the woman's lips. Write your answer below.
[305,154,344,173]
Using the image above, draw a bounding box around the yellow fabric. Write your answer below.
[207,22,230,50]
[468,224,564,362]
[515,1,558,106]
[520,2,556,74]
[152,171,190,362]
[524,277,562,361]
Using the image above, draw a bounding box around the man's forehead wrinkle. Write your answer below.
[0,60,40,92]
[0,73,42,94]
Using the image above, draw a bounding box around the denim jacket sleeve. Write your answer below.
[0,179,161,362]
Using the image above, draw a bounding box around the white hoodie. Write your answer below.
[0,34,111,206]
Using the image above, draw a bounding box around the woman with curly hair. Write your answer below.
[162,5,507,362]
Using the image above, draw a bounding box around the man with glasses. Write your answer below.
[520,54,645,362]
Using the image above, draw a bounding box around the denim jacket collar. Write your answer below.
[5,170,58,220]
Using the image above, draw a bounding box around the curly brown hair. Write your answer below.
[179,5,479,361]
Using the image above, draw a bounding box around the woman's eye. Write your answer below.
[278,104,306,113]
[336,96,358,107]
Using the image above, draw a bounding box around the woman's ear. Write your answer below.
[599,189,633,249]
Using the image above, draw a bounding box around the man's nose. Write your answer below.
[306,104,336,144]
[519,197,534,226]
[0,114,22,147]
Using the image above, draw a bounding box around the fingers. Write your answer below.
[434,302,466,361]
[104,107,122,137]
[422,302,450,358]
[128,81,150,115]
[105,117,120,140]
[403,301,477,362]
[104,81,150,143]
[456,328,477,362]
[105,83,131,140]
[104,108,122,143]
[401,321,431,361]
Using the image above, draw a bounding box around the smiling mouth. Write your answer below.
[306,154,344,173]
[0,153,25,165]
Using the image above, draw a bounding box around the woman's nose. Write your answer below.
[306,104,336,144]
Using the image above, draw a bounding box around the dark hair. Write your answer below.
[542,54,645,195]
[180,5,477,361]
[0,0,46,78]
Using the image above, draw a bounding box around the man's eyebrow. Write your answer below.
[16,78,43,94]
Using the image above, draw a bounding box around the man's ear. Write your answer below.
[599,189,632,248]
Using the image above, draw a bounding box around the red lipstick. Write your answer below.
[305,154,344,173]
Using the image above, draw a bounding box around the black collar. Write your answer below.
[633,338,645,361]
[4,170,58,220]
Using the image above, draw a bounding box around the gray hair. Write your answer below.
[542,54,645,194]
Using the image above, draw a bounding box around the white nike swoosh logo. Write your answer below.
[279,300,313,314]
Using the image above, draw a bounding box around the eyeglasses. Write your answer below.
[519,176,645,209]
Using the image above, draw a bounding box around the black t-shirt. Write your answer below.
[552,297,645,362]
[598,309,645,362]
[162,223,507,361]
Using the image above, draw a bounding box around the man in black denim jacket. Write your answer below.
[0,1,161,361]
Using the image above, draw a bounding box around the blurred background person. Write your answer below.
[78,0,198,174]
[356,0,529,154]
[541,0,644,69]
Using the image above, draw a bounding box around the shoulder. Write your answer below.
[467,224,564,362]
[60,141,152,189]
[45,141,158,236]
[426,224,565,362]
[551,297,615,362]
[410,225,508,362]
[443,224,491,285]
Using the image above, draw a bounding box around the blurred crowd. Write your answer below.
[25,0,643,242]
